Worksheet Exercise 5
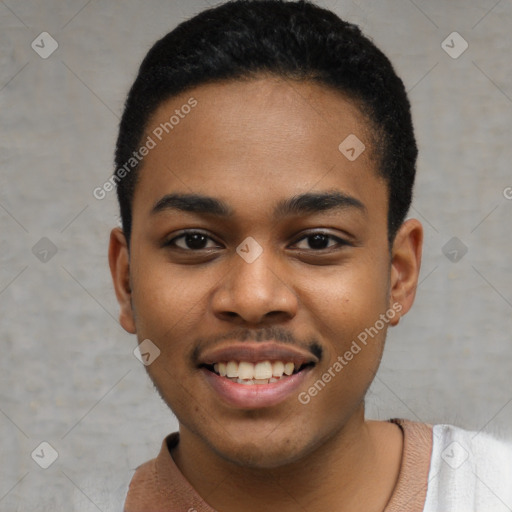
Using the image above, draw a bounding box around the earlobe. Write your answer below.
[108,227,137,334]
[388,219,423,326]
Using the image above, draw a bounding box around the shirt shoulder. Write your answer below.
[123,458,161,512]
[385,418,434,512]
[424,423,512,511]
[123,432,216,512]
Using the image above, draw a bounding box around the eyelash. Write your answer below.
[164,230,350,252]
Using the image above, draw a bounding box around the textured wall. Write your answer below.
[1,0,511,510]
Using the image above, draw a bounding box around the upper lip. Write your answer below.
[197,341,319,367]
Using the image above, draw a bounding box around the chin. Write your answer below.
[206,426,317,470]
[216,441,305,469]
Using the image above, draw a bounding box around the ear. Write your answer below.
[388,218,423,326]
[108,227,136,334]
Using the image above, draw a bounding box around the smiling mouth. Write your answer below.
[201,360,315,385]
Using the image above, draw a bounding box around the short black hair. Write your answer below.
[114,0,417,247]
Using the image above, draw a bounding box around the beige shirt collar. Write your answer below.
[124,418,433,512]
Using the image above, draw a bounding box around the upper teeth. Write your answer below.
[213,360,296,379]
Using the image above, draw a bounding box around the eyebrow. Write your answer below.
[150,190,367,219]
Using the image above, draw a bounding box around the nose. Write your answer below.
[211,246,298,326]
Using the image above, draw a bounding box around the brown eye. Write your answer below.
[293,233,348,250]
[166,231,220,251]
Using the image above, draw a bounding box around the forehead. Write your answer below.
[132,76,385,222]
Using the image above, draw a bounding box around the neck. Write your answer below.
[171,408,403,512]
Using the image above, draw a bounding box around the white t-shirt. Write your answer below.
[424,423,512,511]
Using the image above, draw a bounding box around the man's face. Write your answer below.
[114,76,407,468]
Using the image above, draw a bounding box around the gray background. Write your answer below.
[1,0,511,510]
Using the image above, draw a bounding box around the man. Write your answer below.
[108,1,512,510]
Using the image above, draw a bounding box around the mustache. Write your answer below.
[192,325,323,361]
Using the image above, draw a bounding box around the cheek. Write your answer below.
[130,258,213,355]
[303,258,389,364]
[129,264,210,407]
[308,256,388,320]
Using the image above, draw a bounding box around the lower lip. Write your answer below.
[201,367,313,409]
